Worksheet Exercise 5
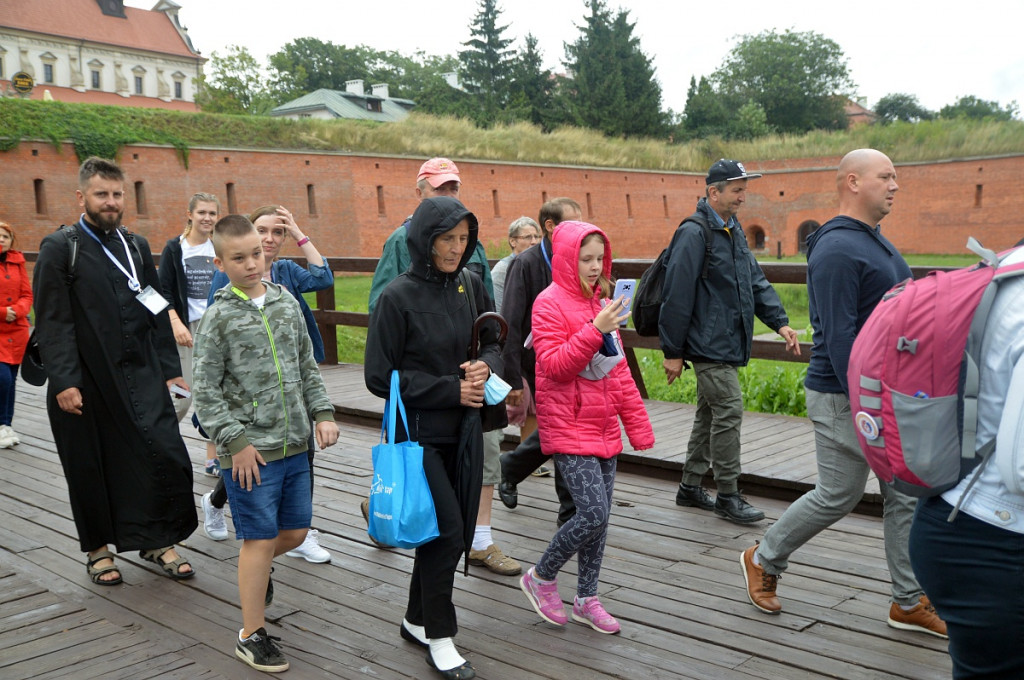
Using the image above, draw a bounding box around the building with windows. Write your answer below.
[0,0,203,111]
[270,80,415,122]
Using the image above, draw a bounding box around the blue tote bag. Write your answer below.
[368,371,440,549]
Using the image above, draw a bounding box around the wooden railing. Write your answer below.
[25,251,952,400]
[305,257,952,399]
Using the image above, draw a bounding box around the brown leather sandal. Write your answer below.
[139,546,195,580]
[86,550,123,586]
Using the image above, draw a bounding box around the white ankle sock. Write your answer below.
[752,550,761,566]
[402,618,427,644]
[471,526,492,551]
[428,637,466,671]
[530,566,555,584]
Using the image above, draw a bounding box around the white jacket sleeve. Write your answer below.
[995,354,1024,494]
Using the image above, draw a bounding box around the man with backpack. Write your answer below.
[660,159,800,524]
[740,149,947,638]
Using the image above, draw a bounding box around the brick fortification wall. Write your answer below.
[2,143,1021,260]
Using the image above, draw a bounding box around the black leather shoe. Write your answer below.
[676,483,715,510]
[498,454,518,509]
[426,653,476,679]
[714,493,765,524]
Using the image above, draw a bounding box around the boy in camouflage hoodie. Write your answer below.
[193,215,339,673]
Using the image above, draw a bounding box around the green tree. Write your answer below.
[459,0,517,125]
[562,0,665,137]
[508,34,555,129]
[195,45,273,115]
[268,38,377,102]
[712,29,855,133]
[939,95,1018,121]
[875,93,935,123]
[730,100,773,139]
[681,75,729,138]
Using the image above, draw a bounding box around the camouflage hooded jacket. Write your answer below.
[193,280,334,468]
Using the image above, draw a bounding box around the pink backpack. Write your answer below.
[848,239,1024,498]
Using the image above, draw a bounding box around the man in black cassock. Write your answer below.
[33,157,197,585]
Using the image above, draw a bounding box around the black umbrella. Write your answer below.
[453,312,509,574]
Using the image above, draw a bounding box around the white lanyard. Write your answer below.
[79,216,141,292]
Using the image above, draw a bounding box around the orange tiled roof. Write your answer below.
[3,81,199,111]
[0,0,200,59]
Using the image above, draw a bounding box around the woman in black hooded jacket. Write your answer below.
[364,196,502,680]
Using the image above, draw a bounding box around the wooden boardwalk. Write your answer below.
[0,370,947,679]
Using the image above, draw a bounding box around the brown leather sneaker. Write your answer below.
[740,545,781,613]
[887,595,948,638]
[468,544,522,575]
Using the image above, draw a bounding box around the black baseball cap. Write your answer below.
[706,159,762,184]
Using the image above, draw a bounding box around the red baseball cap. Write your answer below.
[417,157,461,188]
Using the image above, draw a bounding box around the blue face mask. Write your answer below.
[483,373,512,405]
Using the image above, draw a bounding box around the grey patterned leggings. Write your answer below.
[534,454,616,598]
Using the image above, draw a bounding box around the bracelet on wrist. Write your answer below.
[296,236,310,247]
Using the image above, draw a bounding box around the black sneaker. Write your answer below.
[236,627,289,672]
[676,483,715,510]
[714,493,765,524]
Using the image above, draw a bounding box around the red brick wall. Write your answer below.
[2,143,1022,260]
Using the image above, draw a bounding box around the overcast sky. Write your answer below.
[131,0,1024,116]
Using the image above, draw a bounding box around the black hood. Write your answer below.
[407,196,479,283]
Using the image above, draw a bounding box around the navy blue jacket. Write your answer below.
[804,215,911,395]
[659,198,789,366]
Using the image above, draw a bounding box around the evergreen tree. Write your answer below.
[562,0,665,137]
[508,34,555,130]
[459,0,517,125]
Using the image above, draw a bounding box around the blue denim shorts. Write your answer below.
[222,453,312,540]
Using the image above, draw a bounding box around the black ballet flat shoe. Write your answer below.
[400,621,429,649]
[426,653,476,680]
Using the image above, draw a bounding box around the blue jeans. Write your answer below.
[758,389,922,605]
[222,453,312,540]
[911,497,1024,679]
[0,362,18,425]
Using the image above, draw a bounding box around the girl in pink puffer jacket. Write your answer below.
[519,220,654,635]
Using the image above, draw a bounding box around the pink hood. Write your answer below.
[550,220,613,299]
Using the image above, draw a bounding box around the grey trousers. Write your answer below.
[757,389,923,606]
[681,362,743,495]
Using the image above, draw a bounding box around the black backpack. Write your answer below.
[633,218,712,337]
[23,225,81,386]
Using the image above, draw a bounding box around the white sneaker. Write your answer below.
[285,529,331,563]
[201,491,228,541]
[0,425,18,447]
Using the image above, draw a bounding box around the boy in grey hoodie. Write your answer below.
[193,214,339,673]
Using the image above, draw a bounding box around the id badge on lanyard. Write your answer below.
[79,217,169,315]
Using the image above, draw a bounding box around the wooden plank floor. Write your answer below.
[0,378,947,679]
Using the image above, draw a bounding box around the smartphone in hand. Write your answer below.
[169,384,191,399]
[612,278,636,325]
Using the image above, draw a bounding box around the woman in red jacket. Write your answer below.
[519,220,654,634]
[0,222,32,448]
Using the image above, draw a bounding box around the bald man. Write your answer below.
[739,149,947,638]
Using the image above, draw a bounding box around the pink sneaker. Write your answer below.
[520,568,567,625]
[572,596,620,634]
